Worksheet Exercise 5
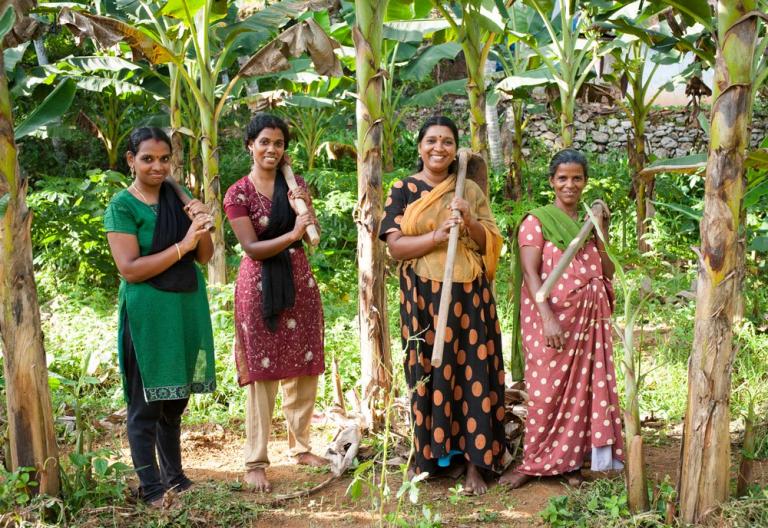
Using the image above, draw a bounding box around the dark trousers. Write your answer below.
[123,312,192,502]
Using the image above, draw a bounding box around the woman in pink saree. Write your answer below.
[502,149,624,488]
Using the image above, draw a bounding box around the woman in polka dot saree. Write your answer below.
[380,116,507,494]
[502,149,624,489]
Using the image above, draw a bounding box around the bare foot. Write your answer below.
[563,469,584,487]
[499,467,533,489]
[295,452,328,468]
[244,468,271,492]
[464,464,488,495]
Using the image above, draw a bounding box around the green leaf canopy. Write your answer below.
[14,78,77,139]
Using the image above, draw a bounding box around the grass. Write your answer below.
[540,477,768,528]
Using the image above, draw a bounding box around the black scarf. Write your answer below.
[260,172,301,331]
[147,182,198,292]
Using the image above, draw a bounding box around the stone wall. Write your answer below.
[403,100,768,160]
[524,105,768,159]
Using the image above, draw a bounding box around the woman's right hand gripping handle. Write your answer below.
[179,213,212,255]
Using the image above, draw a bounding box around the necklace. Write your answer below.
[421,171,446,187]
[248,172,274,210]
[130,184,157,214]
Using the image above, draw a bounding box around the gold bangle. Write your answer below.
[174,243,182,261]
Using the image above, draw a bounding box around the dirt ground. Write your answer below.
[110,418,768,528]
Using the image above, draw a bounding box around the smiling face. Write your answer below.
[249,127,285,172]
[127,138,171,187]
[418,125,457,175]
[550,162,587,209]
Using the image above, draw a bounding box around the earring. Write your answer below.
[130,165,135,177]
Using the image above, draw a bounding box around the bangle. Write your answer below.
[174,243,182,261]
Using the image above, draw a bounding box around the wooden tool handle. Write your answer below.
[431,148,471,368]
[534,201,606,303]
[164,177,214,232]
[282,165,320,247]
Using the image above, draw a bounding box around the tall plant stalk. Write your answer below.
[527,0,600,147]
[588,207,649,513]
[610,41,670,254]
[432,1,497,160]
[485,59,503,170]
[678,0,761,522]
[0,2,60,497]
[353,0,392,430]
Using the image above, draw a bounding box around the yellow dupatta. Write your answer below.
[399,175,503,283]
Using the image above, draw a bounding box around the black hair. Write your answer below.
[244,113,290,151]
[548,148,588,179]
[126,127,172,154]
[416,115,460,173]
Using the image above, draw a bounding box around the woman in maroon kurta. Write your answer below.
[225,175,324,383]
[502,149,624,489]
[224,113,325,492]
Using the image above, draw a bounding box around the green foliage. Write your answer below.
[27,168,126,288]
[0,466,39,510]
[14,79,77,139]
[59,450,132,513]
[540,477,675,527]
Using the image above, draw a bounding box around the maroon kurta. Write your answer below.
[224,175,324,385]
[517,214,624,476]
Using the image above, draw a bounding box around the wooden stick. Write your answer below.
[431,148,471,368]
[163,177,214,232]
[534,201,606,303]
[282,165,320,247]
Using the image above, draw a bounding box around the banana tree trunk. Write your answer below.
[628,128,651,253]
[463,23,488,160]
[504,103,524,202]
[0,53,60,496]
[353,0,392,430]
[169,68,185,184]
[485,60,502,170]
[560,96,574,148]
[200,117,226,285]
[736,408,756,497]
[678,2,757,523]
[622,320,649,512]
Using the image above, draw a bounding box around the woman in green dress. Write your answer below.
[104,127,216,506]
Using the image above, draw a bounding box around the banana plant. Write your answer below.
[272,72,351,172]
[513,0,616,147]
[0,0,60,498]
[59,0,342,284]
[52,54,161,169]
[431,0,512,160]
[598,23,676,253]
[587,202,651,512]
[659,0,768,522]
[494,1,547,202]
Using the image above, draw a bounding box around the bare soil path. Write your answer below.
[108,421,767,527]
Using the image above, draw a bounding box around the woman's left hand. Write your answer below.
[288,187,312,206]
[592,199,610,240]
[184,199,210,219]
[449,197,472,227]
